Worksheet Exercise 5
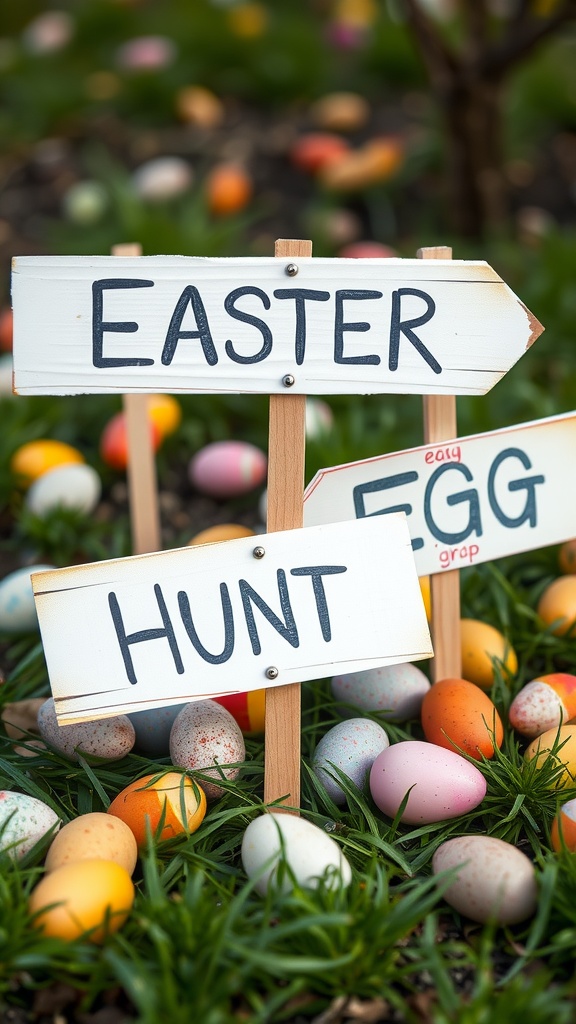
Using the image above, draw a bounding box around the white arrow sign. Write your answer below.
[304,412,576,577]
[12,255,542,396]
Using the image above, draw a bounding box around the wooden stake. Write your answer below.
[419,246,462,682]
[112,243,162,556]
[263,238,311,811]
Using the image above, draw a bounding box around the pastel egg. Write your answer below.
[29,859,134,942]
[312,718,389,804]
[214,690,266,734]
[310,91,370,133]
[11,440,84,486]
[0,564,55,633]
[525,725,576,788]
[108,771,206,848]
[146,394,182,438]
[331,663,430,722]
[369,740,486,824]
[432,836,538,925]
[169,699,246,799]
[128,704,182,757]
[132,157,192,202]
[37,698,135,763]
[188,523,256,546]
[25,463,101,518]
[460,619,518,689]
[509,673,576,738]
[188,441,267,499]
[551,797,576,852]
[116,35,176,71]
[241,812,352,896]
[305,398,334,439]
[421,678,503,759]
[45,812,137,875]
[537,576,576,636]
[0,791,61,859]
[62,181,107,225]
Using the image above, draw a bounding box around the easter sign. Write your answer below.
[304,411,576,575]
[12,255,542,396]
[31,515,432,725]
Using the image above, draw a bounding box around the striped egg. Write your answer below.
[509,673,576,738]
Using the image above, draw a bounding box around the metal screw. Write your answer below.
[253,545,266,559]
[282,374,295,388]
[265,666,279,680]
[285,263,298,276]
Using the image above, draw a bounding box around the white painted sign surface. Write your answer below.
[32,516,432,724]
[304,412,576,576]
[12,255,542,396]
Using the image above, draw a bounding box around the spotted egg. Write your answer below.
[188,441,267,500]
[0,791,61,859]
[509,673,576,738]
[241,812,352,896]
[169,699,245,799]
[432,835,538,924]
[37,698,135,763]
[331,663,430,722]
[0,564,55,634]
[45,812,138,875]
[312,718,389,804]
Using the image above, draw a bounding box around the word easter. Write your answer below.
[12,256,541,396]
[304,412,576,577]
[32,516,432,724]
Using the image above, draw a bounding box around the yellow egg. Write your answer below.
[537,576,576,636]
[45,812,138,875]
[460,618,518,690]
[419,575,431,621]
[11,440,85,487]
[188,523,256,546]
[29,859,135,942]
[525,724,576,788]
[146,394,182,439]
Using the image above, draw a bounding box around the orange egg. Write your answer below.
[559,539,576,575]
[206,163,252,217]
[100,412,161,470]
[11,440,85,486]
[107,771,206,848]
[460,618,518,690]
[290,133,351,175]
[419,575,431,622]
[214,689,265,734]
[525,725,576,788]
[551,797,576,852]
[188,523,256,546]
[0,308,13,352]
[538,576,576,636]
[29,859,134,942]
[421,677,503,759]
[146,394,182,439]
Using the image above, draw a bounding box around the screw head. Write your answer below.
[282,374,295,388]
[265,666,279,680]
[285,263,298,277]
[253,545,266,559]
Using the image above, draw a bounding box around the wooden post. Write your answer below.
[111,243,162,556]
[263,238,311,811]
[419,245,462,682]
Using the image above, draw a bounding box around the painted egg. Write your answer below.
[551,797,576,852]
[132,157,192,201]
[169,699,245,799]
[432,836,538,925]
[0,791,60,859]
[525,725,576,788]
[128,704,182,757]
[45,812,137,875]
[214,690,266,734]
[188,441,267,499]
[509,673,576,738]
[146,394,182,438]
[305,398,333,439]
[312,718,389,804]
[29,859,134,942]
[100,412,161,470]
[25,463,101,518]
[11,440,84,487]
[0,353,13,395]
[37,698,135,763]
[107,771,206,848]
[188,523,256,546]
[331,663,430,722]
[241,812,352,896]
[0,564,55,633]
[537,576,576,636]
[421,678,503,759]
[369,740,487,824]
[460,619,517,689]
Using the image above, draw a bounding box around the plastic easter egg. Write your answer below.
[132,157,192,201]
[0,791,60,859]
[188,523,256,546]
[0,564,55,633]
[331,663,430,722]
[25,463,101,518]
[525,725,576,788]
[128,704,182,758]
[146,394,182,438]
[559,539,576,575]
[100,412,161,470]
[537,576,576,636]
[310,91,370,132]
[312,718,389,804]
[509,673,576,738]
[305,398,333,439]
[170,699,245,799]
[460,619,518,689]
[37,698,135,763]
[29,859,134,942]
[551,797,576,852]
[369,740,486,824]
[421,678,503,759]
[188,441,267,499]
[0,353,13,395]
[214,690,266,734]
[241,812,351,896]
[432,836,538,925]
[45,812,137,875]
[11,440,84,486]
[108,771,206,848]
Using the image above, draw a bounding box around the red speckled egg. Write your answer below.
[169,699,245,799]
[188,441,267,499]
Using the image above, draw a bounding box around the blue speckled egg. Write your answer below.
[331,663,430,722]
[312,717,389,804]
[0,790,61,859]
[0,564,55,634]
[128,704,183,757]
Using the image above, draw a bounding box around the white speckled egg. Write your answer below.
[0,790,61,859]
[241,812,352,895]
[312,718,389,804]
[188,441,267,499]
[331,663,430,722]
[128,704,182,758]
[37,698,135,762]
[432,835,538,924]
[0,564,55,634]
[26,463,101,517]
[169,699,245,799]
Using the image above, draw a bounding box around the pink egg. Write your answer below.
[188,441,267,499]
